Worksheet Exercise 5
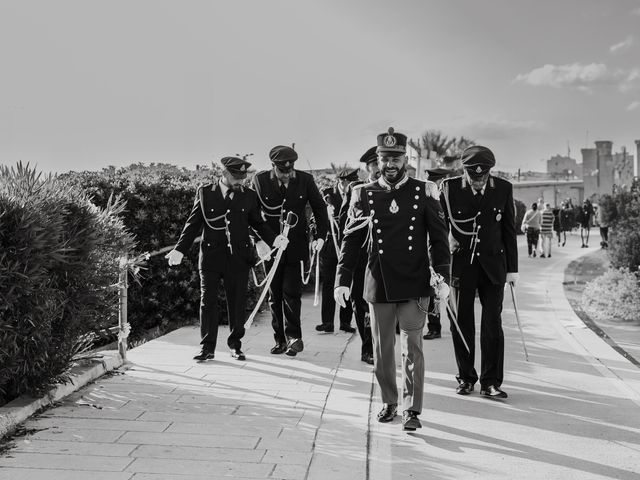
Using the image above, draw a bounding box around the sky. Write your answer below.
[1,0,639,175]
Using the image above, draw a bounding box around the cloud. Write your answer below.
[633,6,640,15]
[627,101,640,111]
[610,36,634,54]
[515,63,640,93]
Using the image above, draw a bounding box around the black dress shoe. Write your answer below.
[377,403,397,423]
[315,323,334,333]
[402,410,422,431]
[340,324,356,333]
[423,330,441,340]
[361,353,374,365]
[193,349,215,361]
[480,385,508,398]
[230,348,246,361]
[456,381,474,395]
[285,338,304,356]
[270,343,286,355]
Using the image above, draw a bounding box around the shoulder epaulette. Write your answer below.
[424,180,440,200]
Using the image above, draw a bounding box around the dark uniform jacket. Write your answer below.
[336,175,451,303]
[252,169,329,263]
[440,175,518,286]
[174,182,276,271]
[322,185,348,255]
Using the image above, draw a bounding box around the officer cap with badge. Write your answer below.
[221,156,251,179]
[359,146,378,165]
[337,168,360,182]
[269,145,298,173]
[376,127,407,155]
[460,145,495,178]
[425,167,453,183]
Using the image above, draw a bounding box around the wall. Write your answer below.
[513,180,583,208]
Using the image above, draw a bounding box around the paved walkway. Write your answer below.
[1,231,640,479]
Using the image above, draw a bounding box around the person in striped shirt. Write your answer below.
[540,203,555,258]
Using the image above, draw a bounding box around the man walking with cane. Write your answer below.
[440,146,519,398]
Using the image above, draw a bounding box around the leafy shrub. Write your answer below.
[0,163,134,405]
[599,179,640,271]
[582,268,640,323]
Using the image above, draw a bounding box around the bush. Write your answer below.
[582,268,640,323]
[0,163,135,405]
[599,179,640,271]
[60,163,264,341]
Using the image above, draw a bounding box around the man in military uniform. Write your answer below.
[316,169,357,334]
[166,157,288,361]
[440,146,519,398]
[422,168,454,341]
[335,128,450,431]
[252,145,329,357]
[335,148,379,365]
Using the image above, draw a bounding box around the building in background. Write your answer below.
[582,141,637,199]
[546,154,582,180]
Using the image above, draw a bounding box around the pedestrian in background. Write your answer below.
[540,203,555,258]
[578,199,594,248]
[316,169,357,334]
[552,205,562,247]
[522,202,541,257]
[596,203,609,249]
[422,167,454,341]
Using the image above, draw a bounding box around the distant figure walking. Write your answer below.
[540,203,555,258]
[522,203,542,257]
[596,203,609,249]
[552,205,562,247]
[578,199,594,248]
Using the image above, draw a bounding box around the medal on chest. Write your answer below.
[496,213,502,221]
[389,198,399,214]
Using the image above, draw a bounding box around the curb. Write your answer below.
[0,350,124,440]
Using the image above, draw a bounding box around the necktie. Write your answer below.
[280,183,287,197]
[225,190,232,202]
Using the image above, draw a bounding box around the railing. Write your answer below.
[116,241,196,361]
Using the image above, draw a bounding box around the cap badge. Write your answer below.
[240,165,246,172]
[384,135,397,148]
[389,198,399,214]
[285,161,290,167]
[475,166,482,173]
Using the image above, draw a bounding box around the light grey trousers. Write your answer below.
[369,299,426,413]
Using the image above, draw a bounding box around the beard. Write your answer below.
[230,182,243,191]
[382,164,405,183]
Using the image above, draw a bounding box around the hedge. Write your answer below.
[0,163,135,405]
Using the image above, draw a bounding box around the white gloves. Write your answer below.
[334,286,351,308]
[255,240,272,261]
[436,281,450,300]
[312,238,325,252]
[506,272,519,288]
[327,205,335,216]
[273,234,289,250]
[165,249,184,266]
